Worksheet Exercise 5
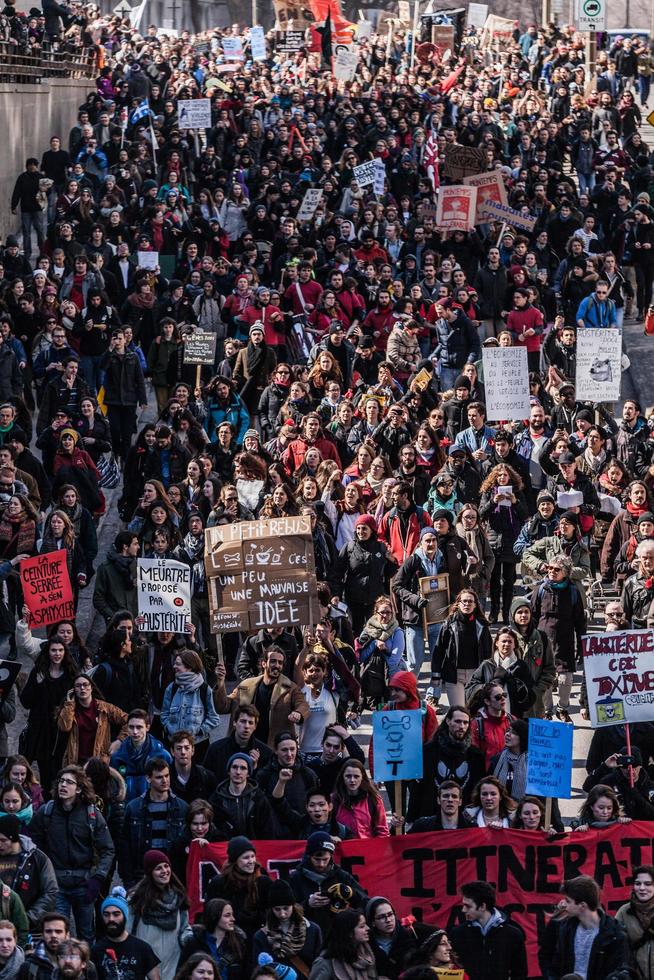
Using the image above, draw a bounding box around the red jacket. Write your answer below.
[241,304,286,346]
[506,304,544,353]
[283,279,323,315]
[471,708,512,768]
[281,435,341,478]
[368,670,438,777]
[363,306,398,352]
[378,505,432,565]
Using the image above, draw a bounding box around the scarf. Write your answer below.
[631,893,654,931]
[183,531,205,590]
[0,516,35,557]
[127,290,155,309]
[493,748,528,801]
[175,670,205,693]
[246,339,267,379]
[627,501,649,519]
[332,944,378,980]
[458,525,482,563]
[583,445,606,473]
[0,946,24,980]
[140,887,183,931]
[263,918,308,959]
[364,613,400,642]
[62,501,83,537]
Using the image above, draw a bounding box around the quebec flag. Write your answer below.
[130,99,151,125]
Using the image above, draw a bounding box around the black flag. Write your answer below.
[318,4,333,70]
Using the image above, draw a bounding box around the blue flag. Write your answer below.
[130,99,151,125]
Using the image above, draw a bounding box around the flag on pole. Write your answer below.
[317,4,333,70]
[130,98,151,125]
[424,130,440,190]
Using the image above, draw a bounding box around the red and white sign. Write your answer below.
[464,171,508,223]
[435,185,477,232]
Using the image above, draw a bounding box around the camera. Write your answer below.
[616,754,635,767]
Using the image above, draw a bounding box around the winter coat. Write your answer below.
[100,349,147,406]
[386,326,421,377]
[118,790,188,887]
[28,797,115,882]
[378,505,432,565]
[616,901,654,980]
[432,617,493,683]
[479,490,529,562]
[334,537,394,610]
[530,578,586,671]
[471,708,513,769]
[19,666,74,761]
[522,533,591,598]
[623,572,654,630]
[289,859,366,937]
[543,910,628,980]
[256,758,317,830]
[147,336,184,388]
[205,392,250,444]
[258,383,289,440]
[208,778,274,840]
[56,697,128,765]
[214,675,310,748]
[431,309,481,369]
[455,523,495,596]
[513,513,560,559]
[450,907,528,980]
[8,835,58,930]
[110,734,172,802]
[407,726,486,819]
[511,622,556,707]
[0,345,22,401]
[161,677,220,743]
[177,925,246,980]
[92,547,138,622]
[466,657,536,718]
[205,872,271,938]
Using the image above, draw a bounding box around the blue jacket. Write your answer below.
[454,424,496,454]
[161,679,221,742]
[576,295,617,328]
[110,734,172,802]
[205,392,250,444]
[118,790,188,887]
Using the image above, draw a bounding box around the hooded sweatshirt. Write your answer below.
[368,671,438,775]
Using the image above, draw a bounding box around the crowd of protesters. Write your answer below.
[0,1,654,978]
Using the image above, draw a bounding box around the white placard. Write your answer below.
[353,160,377,187]
[137,250,159,269]
[481,346,530,421]
[177,98,212,129]
[372,158,386,196]
[575,328,622,403]
[297,188,323,222]
[222,37,244,60]
[355,19,373,38]
[467,2,488,27]
[137,558,191,633]
[250,25,266,60]
[333,47,359,81]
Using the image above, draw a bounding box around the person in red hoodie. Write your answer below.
[378,482,432,565]
[362,288,399,352]
[506,288,544,373]
[240,286,287,360]
[470,680,513,768]
[281,412,341,478]
[368,670,438,777]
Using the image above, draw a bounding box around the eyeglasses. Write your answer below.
[374,911,395,920]
[491,694,507,702]
[58,777,77,785]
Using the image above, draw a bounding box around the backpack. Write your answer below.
[41,799,99,838]
[359,648,389,703]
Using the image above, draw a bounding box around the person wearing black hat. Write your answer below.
[205,837,271,939]
[208,752,274,841]
[443,374,471,442]
[0,813,58,934]
[544,449,601,520]
[583,745,654,820]
[522,509,591,596]
[352,336,382,387]
[253,878,323,973]
[288,832,367,940]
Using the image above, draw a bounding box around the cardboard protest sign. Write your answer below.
[205,517,319,632]
[353,160,377,187]
[177,99,212,129]
[582,629,654,727]
[221,37,244,60]
[273,0,312,29]
[464,171,508,223]
[481,347,530,421]
[136,250,158,270]
[442,144,487,180]
[21,551,74,628]
[183,330,217,365]
[435,185,477,232]
[526,718,573,798]
[189,824,654,976]
[333,46,359,81]
[431,23,454,52]
[576,327,622,403]
[467,2,488,27]
[477,199,537,232]
[137,558,191,633]
[250,25,266,60]
[372,709,423,780]
[372,159,386,196]
[419,574,450,625]
[296,188,323,222]
[0,661,21,705]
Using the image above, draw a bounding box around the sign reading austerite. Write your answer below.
[576,328,622,403]
[582,629,654,727]
[205,516,319,632]
[137,558,191,632]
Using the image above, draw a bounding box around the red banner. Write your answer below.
[188,824,654,976]
[20,550,74,628]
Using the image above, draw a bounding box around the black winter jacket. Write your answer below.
[100,349,147,406]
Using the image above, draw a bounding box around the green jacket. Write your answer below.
[147,336,181,387]
[521,533,590,600]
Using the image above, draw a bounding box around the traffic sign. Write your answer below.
[573,0,607,31]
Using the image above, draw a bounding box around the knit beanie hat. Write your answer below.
[227,752,254,776]
[102,887,129,919]
[227,836,255,863]
[143,850,170,876]
[267,879,295,908]
[0,814,21,843]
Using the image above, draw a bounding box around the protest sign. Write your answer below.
[431,23,454,52]
[463,171,508,223]
[221,37,244,60]
[137,558,191,633]
[136,250,158,270]
[188,823,654,976]
[372,709,423,780]
[250,25,266,60]
[398,0,410,22]
[582,629,654,727]
[526,718,573,798]
[477,199,537,232]
[333,46,359,81]
[276,29,306,50]
[419,574,450,625]
[21,551,74,628]
[273,0,312,29]
[467,2,488,27]
[481,347,530,421]
[205,516,319,632]
[183,330,217,365]
[442,144,487,180]
[177,98,212,129]
[353,160,377,187]
[0,661,22,705]
[355,19,372,39]
[296,188,323,222]
[480,13,516,47]
[576,327,622,403]
[372,158,386,196]
[435,185,477,232]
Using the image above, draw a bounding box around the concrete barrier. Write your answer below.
[0,76,93,239]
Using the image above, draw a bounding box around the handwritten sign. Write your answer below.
[183,330,217,365]
[136,250,159,270]
[582,629,654,727]
[576,328,622,403]
[442,144,487,181]
[221,37,244,60]
[205,516,319,632]
[177,98,212,129]
[250,25,266,60]
[333,47,359,81]
[526,718,573,798]
[435,185,477,232]
[137,558,191,633]
[464,171,508,223]
[21,551,74,628]
[296,188,323,222]
[372,709,423,780]
[481,346,530,421]
[467,2,488,27]
[372,159,386,196]
[353,160,377,187]
[477,199,537,232]
[276,30,305,50]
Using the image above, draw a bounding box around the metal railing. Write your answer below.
[0,41,95,83]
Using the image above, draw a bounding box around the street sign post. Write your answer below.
[573,0,606,30]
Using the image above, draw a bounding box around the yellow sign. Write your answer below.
[433,971,465,980]
[411,367,432,392]
[647,109,654,127]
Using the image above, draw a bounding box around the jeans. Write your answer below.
[639,74,651,105]
[56,881,95,942]
[107,403,137,462]
[577,172,596,195]
[20,210,45,260]
[543,671,573,712]
[405,622,441,676]
[79,354,105,395]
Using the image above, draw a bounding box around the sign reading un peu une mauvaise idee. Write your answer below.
[205,515,320,632]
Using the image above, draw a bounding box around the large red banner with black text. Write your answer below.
[188,824,654,977]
